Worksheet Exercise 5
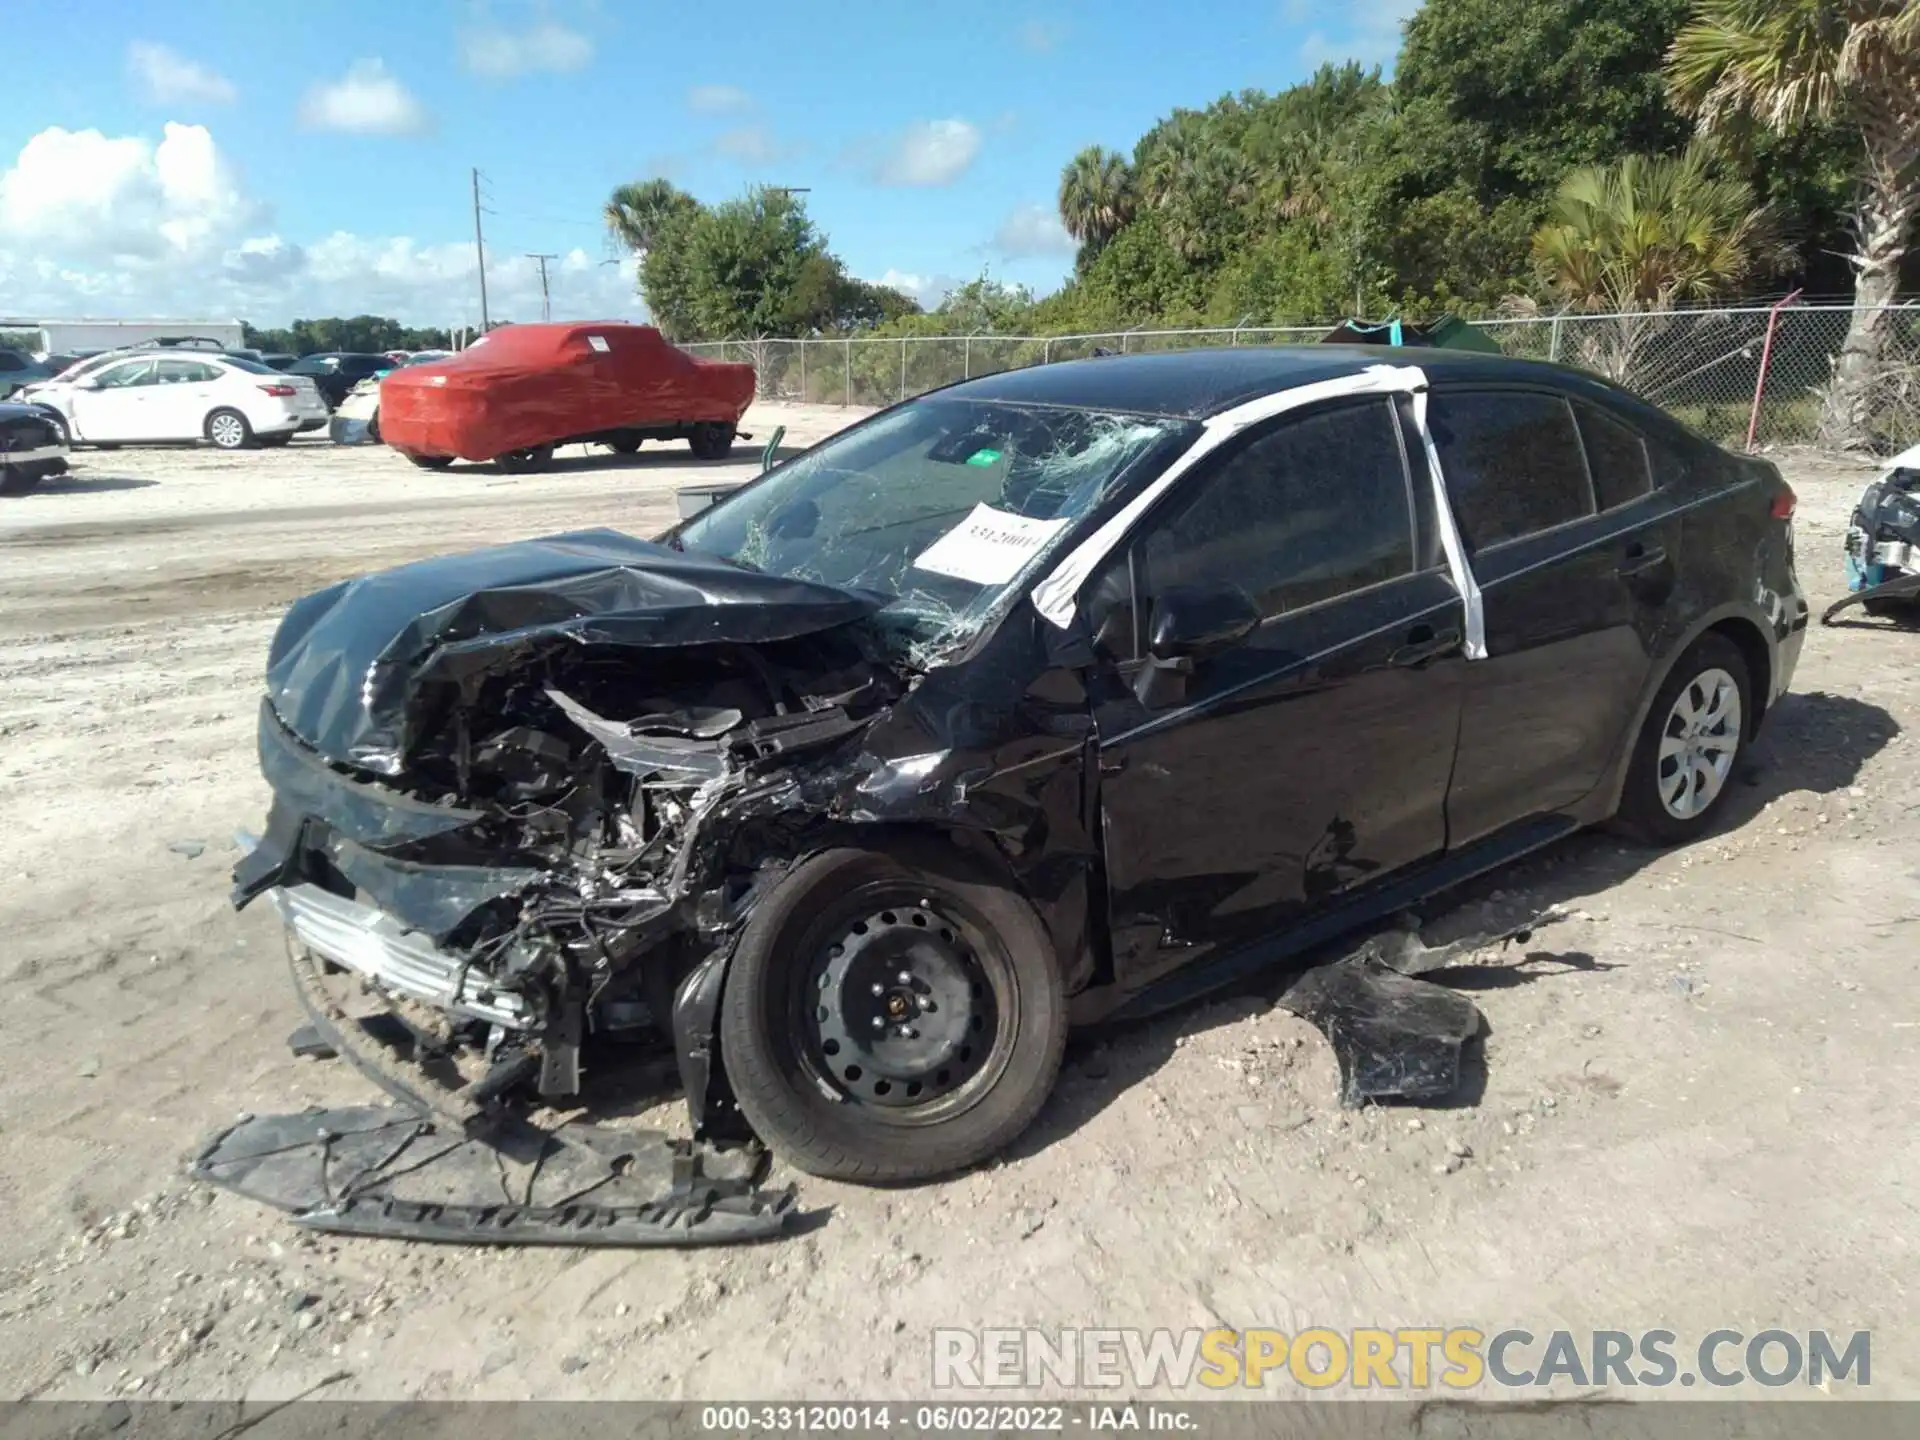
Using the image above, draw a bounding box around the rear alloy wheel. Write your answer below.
[406,453,455,470]
[206,408,254,450]
[495,444,555,474]
[688,421,735,460]
[719,842,1066,1182]
[1616,634,1751,845]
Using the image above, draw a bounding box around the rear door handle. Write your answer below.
[1390,623,1462,668]
[1617,540,1667,577]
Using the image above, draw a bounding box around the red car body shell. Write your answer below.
[379,323,755,462]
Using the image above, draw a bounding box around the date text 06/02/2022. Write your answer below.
[698,1404,1197,1432]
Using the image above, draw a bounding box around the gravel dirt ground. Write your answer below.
[1,405,1914,1404]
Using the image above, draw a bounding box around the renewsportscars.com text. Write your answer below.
[931,1327,1871,1391]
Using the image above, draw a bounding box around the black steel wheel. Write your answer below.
[719,841,1066,1181]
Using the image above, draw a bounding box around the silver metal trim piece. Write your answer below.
[266,882,532,1029]
[1,444,67,465]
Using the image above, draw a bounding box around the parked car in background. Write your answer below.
[24,352,328,449]
[380,322,755,472]
[38,352,88,377]
[260,354,298,372]
[0,400,68,494]
[0,349,53,401]
[285,353,392,409]
[327,352,454,445]
[234,346,1808,1182]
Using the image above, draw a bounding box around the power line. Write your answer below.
[525,253,559,323]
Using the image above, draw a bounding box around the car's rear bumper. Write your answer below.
[1,443,66,466]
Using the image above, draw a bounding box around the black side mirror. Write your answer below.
[1148,583,1261,660]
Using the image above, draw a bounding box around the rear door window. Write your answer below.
[1140,398,1416,619]
[1573,402,1654,510]
[1428,391,1595,551]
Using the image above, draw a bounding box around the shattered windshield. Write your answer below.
[674,398,1190,661]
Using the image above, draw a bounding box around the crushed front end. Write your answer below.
[231,528,904,1150]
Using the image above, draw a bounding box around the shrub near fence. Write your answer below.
[684,303,1920,451]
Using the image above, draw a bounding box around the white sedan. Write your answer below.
[23,353,329,449]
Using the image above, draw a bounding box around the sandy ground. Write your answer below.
[1,403,1915,1404]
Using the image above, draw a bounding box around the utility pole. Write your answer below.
[525,253,559,323]
[471,167,491,332]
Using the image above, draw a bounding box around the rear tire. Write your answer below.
[495,444,555,474]
[406,453,455,470]
[206,408,254,450]
[688,421,735,460]
[1615,633,1751,846]
[608,434,642,455]
[0,464,45,496]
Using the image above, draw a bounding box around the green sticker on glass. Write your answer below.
[965,447,1003,466]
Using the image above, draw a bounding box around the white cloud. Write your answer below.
[687,84,754,115]
[1017,20,1067,52]
[0,123,256,260]
[873,119,981,188]
[0,123,639,327]
[870,268,962,310]
[459,20,593,77]
[1294,0,1421,67]
[710,125,795,165]
[992,203,1074,258]
[299,60,429,135]
[127,42,237,106]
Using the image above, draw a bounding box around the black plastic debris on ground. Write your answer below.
[191,1106,797,1247]
[1277,957,1484,1107]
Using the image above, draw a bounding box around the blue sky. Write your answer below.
[0,0,1416,329]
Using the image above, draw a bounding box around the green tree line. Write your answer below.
[606,0,1920,445]
[241,317,455,356]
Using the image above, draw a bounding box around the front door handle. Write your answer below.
[1390,623,1462,668]
[1617,540,1668,577]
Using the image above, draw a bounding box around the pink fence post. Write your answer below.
[1745,289,1803,452]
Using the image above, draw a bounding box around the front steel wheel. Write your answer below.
[1617,634,1752,845]
[719,842,1066,1181]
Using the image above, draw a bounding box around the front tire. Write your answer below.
[206,408,254,450]
[608,433,642,455]
[719,841,1067,1182]
[0,464,45,496]
[406,453,455,470]
[1615,634,1751,845]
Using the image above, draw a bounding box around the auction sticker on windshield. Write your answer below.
[911,503,1070,586]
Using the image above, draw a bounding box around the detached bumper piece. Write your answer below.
[192,1106,797,1247]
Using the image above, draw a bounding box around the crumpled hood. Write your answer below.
[265,527,881,774]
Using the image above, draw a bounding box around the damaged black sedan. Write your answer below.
[231,347,1807,1194]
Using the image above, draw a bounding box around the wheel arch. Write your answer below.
[1589,603,1777,821]
[680,816,1082,1142]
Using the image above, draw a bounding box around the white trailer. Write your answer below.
[17,319,246,356]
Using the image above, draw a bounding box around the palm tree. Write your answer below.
[1667,0,1920,447]
[1056,146,1136,249]
[603,178,697,254]
[1531,146,1788,379]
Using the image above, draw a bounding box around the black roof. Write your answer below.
[942,345,1629,420]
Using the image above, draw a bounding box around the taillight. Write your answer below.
[258,383,296,397]
[1770,483,1796,520]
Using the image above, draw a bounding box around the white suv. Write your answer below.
[24,353,329,449]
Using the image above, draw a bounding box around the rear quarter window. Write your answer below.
[1573,402,1654,510]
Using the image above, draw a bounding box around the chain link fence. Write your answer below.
[684,303,1920,451]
